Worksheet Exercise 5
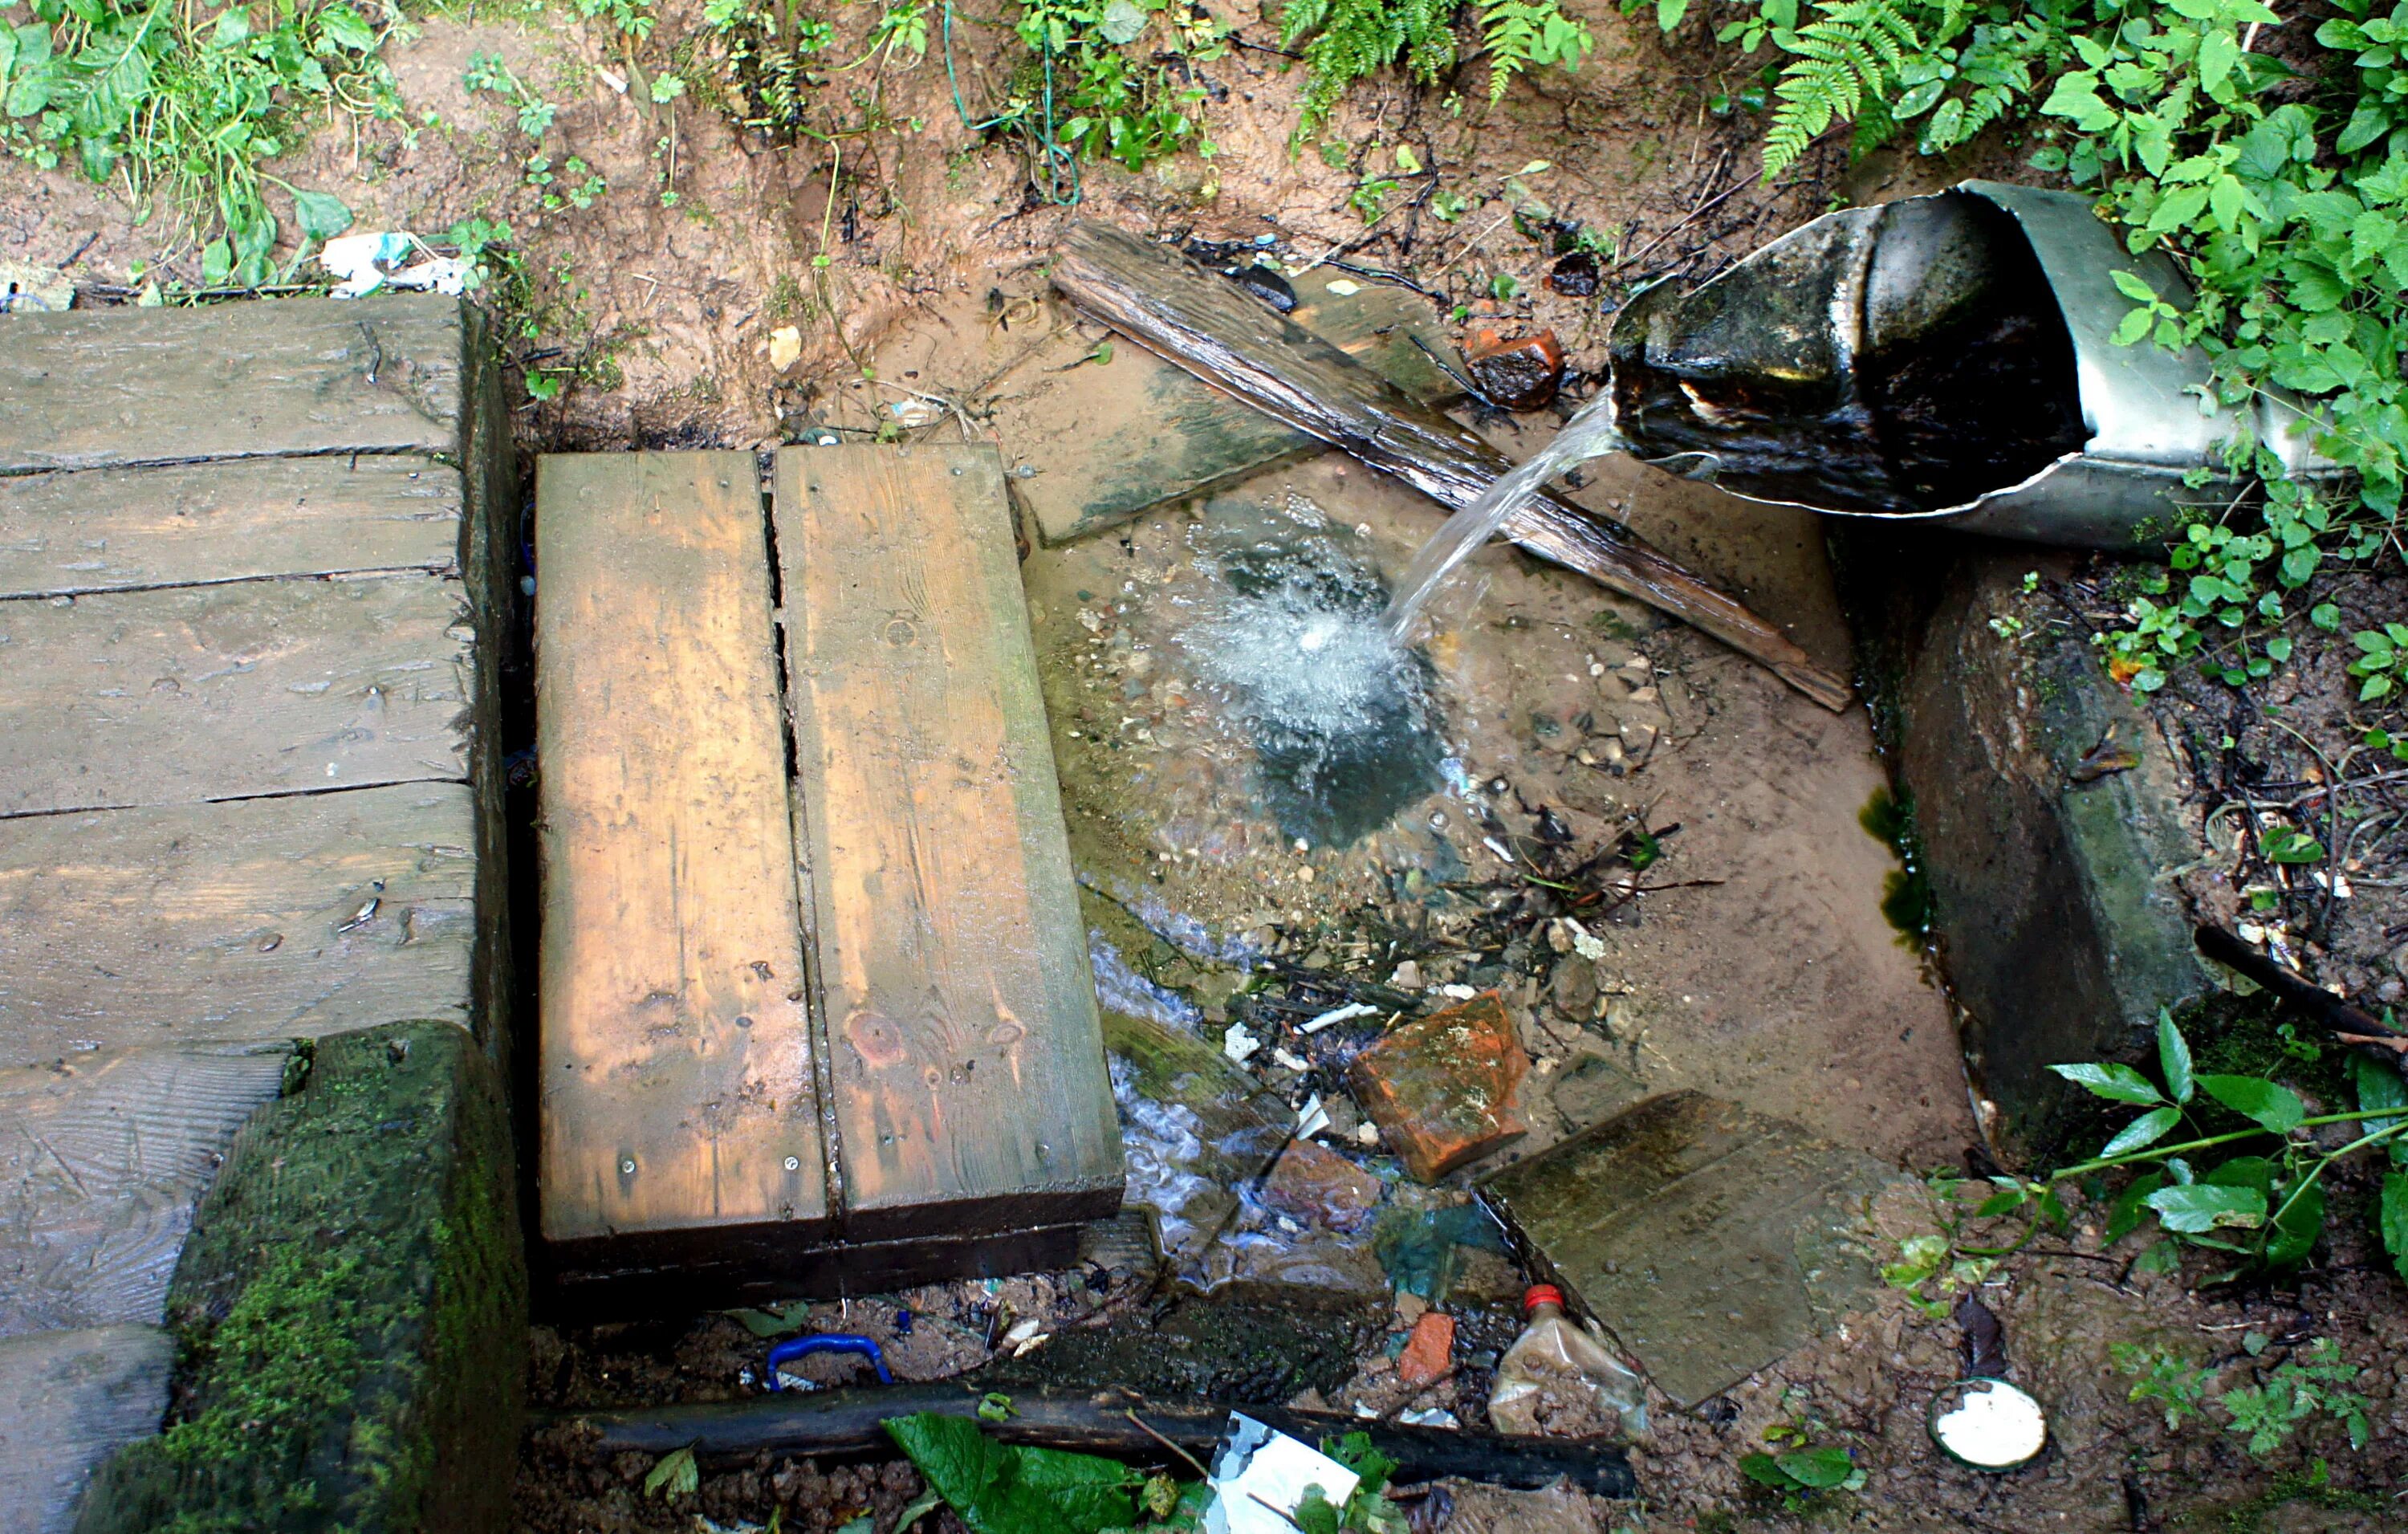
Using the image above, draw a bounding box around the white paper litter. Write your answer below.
[1559,914,1607,961]
[1204,1413,1361,1534]
[1222,1021,1262,1064]
[320,232,468,299]
[1295,1093,1331,1138]
[1302,1001,1376,1033]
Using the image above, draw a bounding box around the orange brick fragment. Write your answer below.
[1347,991,1530,1181]
[1397,1311,1457,1388]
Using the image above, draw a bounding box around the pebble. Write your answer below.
[1389,960,1423,990]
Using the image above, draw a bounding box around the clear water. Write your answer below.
[1382,389,1627,644]
[1178,494,1442,845]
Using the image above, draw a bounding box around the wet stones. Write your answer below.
[1263,1140,1385,1233]
[1464,330,1566,412]
[1349,991,1532,1181]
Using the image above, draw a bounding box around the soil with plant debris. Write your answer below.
[8,2,2406,1532]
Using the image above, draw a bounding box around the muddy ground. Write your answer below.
[8,2,2406,1530]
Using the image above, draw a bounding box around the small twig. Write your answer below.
[1125,1410,1212,1480]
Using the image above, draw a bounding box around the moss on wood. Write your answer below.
[75,1020,523,1534]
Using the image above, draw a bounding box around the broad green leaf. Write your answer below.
[1773,1447,1856,1489]
[2354,1055,2408,1166]
[2107,1171,2167,1243]
[643,1444,698,1497]
[2112,307,2155,346]
[319,3,378,51]
[2198,29,2239,93]
[2158,1009,2194,1103]
[1657,0,1690,31]
[290,190,352,242]
[1098,0,1148,44]
[2382,1173,2408,1283]
[2198,1075,2304,1132]
[2146,1182,2267,1233]
[2050,1062,2164,1105]
[2101,1106,2181,1158]
[883,1413,1137,1534]
[2266,1174,2323,1267]
[1739,1452,1792,1488]
[2111,269,2161,303]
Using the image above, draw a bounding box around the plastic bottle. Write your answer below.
[1487,1284,1648,1438]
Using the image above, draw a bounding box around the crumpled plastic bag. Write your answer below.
[1488,1310,1649,1438]
[321,232,469,300]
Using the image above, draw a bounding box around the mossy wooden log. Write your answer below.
[72,1021,525,1534]
[1049,223,1851,710]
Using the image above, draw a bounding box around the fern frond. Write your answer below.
[1762,0,1924,177]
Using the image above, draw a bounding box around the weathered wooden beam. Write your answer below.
[0,783,478,1068]
[0,295,463,474]
[0,574,471,816]
[1050,224,1852,711]
[0,455,461,600]
[549,1382,1639,1497]
[535,453,832,1265]
[775,445,1122,1243]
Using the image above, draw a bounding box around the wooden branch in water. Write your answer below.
[543,1381,1639,1496]
[1050,223,1853,712]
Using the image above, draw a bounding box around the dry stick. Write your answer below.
[1049,222,1852,710]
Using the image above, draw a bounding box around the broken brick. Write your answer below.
[1396,1311,1457,1389]
[1262,1139,1385,1232]
[1464,330,1564,412]
[1347,991,1531,1181]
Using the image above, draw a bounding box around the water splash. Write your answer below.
[1177,494,1441,845]
[1382,389,1626,644]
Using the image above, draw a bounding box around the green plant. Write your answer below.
[463,48,556,137]
[2113,1341,2214,1430]
[643,1444,699,1497]
[527,153,608,210]
[2046,1010,2408,1281]
[1738,1443,1865,1510]
[2348,621,2408,700]
[2220,1338,2373,1455]
[1278,0,1591,141]
[1,0,393,284]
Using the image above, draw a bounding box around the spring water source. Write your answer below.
[1381,390,1627,645]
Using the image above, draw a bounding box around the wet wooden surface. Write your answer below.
[0,455,462,600]
[0,1324,171,1534]
[0,1045,291,1337]
[535,453,829,1249]
[775,444,1121,1241]
[1004,268,1465,546]
[1049,222,1851,710]
[0,784,478,1064]
[0,295,463,473]
[0,573,472,815]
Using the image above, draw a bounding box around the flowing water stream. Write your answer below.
[1381,389,1627,644]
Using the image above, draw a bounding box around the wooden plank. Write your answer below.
[0,574,471,816]
[1049,223,1854,711]
[0,1044,289,1338]
[0,455,461,600]
[0,1324,170,1534]
[0,783,477,1068]
[1002,268,1466,547]
[535,453,828,1251]
[776,444,1121,1241]
[0,295,462,474]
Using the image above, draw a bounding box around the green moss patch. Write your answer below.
[76,1021,524,1534]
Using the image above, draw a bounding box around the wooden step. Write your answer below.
[0,1324,170,1534]
[0,1044,290,1338]
[775,445,1119,1243]
[535,446,1119,1303]
[535,453,832,1268]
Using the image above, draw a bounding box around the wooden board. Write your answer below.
[535,453,828,1250]
[0,295,463,474]
[776,444,1121,1241]
[1000,268,1466,547]
[0,1324,171,1534]
[0,783,477,1068]
[0,454,462,600]
[0,1044,289,1337]
[0,574,471,816]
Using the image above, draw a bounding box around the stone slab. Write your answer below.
[0,1324,169,1534]
[1479,1090,1894,1409]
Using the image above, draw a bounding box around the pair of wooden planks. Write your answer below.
[537,446,1119,1305]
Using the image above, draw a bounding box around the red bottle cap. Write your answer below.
[1523,1284,1564,1313]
